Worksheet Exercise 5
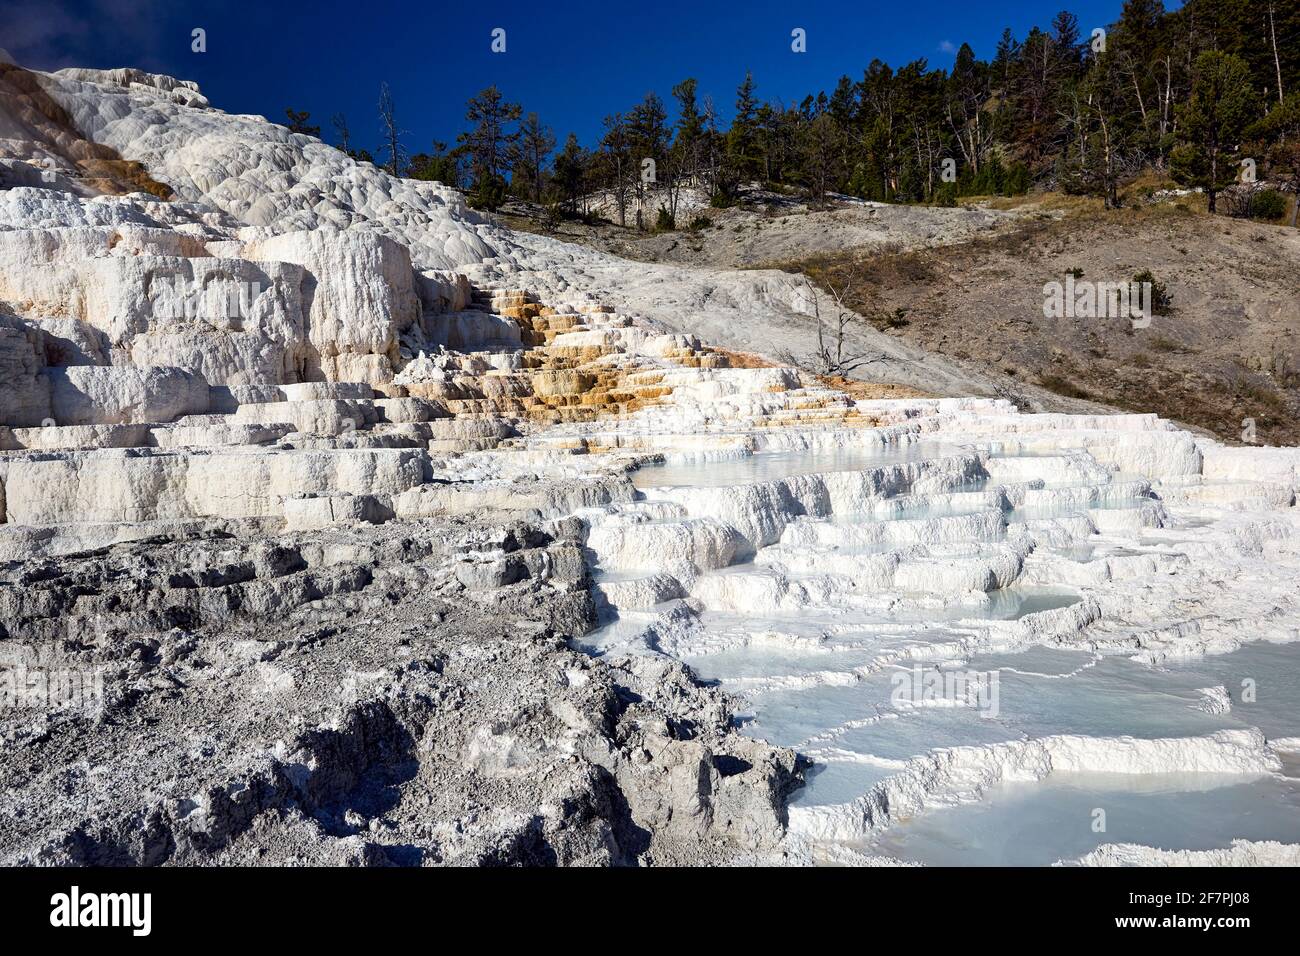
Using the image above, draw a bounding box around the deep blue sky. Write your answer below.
[7,0,1181,154]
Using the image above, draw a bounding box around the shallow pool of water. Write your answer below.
[869,772,1300,866]
[587,441,1300,865]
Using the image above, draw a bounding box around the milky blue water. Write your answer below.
[597,445,1300,864]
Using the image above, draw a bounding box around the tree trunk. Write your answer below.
[1099,112,1116,209]
[1209,138,1218,214]
[1131,71,1148,127]
[1270,3,1285,104]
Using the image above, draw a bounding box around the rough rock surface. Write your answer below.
[0,520,801,865]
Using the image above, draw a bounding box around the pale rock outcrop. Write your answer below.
[1062,840,1300,867]
[585,517,748,577]
[243,230,420,385]
[232,397,374,437]
[2,447,430,524]
[48,365,209,425]
[0,219,312,386]
[0,313,51,426]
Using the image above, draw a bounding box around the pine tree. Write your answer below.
[800,112,847,204]
[459,86,522,184]
[670,78,705,215]
[512,112,556,203]
[1250,91,1300,224]
[283,109,320,137]
[627,92,670,227]
[552,133,589,215]
[727,72,761,184]
[1171,50,1256,212]
[408,141,461,188]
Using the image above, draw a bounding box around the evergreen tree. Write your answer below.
[459,86,522,184]
[512,112,556,203]
[1249,91,1300,224]
[408,141,462,187]
[1171,50,1256,212]
[627,92,670,227]
[670,78,706,215]
[552,133,590,215]
[283,108,320,137]
[727,72,761,184]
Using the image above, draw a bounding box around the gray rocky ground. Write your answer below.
[0,509,801,865]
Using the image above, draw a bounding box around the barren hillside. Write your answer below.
[795,199,1300,446]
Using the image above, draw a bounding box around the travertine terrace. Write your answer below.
[2,58,1299,866]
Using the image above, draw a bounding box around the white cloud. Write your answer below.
[938,40,958,54]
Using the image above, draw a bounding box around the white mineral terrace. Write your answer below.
[555,389,1300,865]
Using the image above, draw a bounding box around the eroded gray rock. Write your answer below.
[0,516,803,866]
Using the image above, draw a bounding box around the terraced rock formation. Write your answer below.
[2,56,1299,866]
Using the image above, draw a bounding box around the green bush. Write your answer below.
[1250,189,1287,221]
[933,183,958,207]
[467,174,507,211]
[1004,162,1032,196]
[541,202,562,232]
[1132,269,1172,315]
[709,181,740,208]
[654,206,675,232]
[969,154,1005,196]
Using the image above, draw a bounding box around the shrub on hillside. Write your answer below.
[1250,189,1287,220]
[1133,269,1172,315]
[1004,162,1032,195]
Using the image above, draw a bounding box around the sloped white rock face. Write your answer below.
[0,62,494,415]
[0,210,312,391]
[0,312,51,425]
[243,230,420,385]
[31,67,496,270]
[587,518,747,578]
[3,447,430,524]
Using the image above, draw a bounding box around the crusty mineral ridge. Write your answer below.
[2,58,1299,866]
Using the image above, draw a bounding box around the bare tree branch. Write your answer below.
[786,275,902,377]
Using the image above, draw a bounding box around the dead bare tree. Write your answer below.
[377,82,408,176]
[789,275,885,377]
[331,113,351,154]
[1268,2,1284,105]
